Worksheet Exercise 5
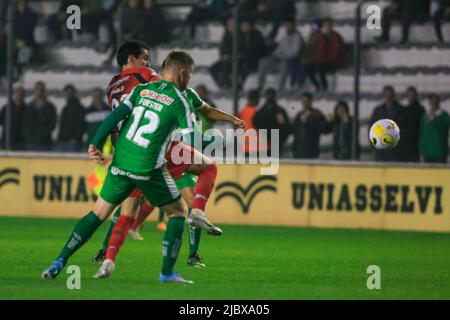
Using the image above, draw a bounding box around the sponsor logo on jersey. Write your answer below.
[111,166,151,181]
[107,75,130,91]
[140,90,174,105]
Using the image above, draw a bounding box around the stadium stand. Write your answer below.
[0,0,449,160]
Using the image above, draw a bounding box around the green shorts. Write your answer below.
[174,173,197,190]
[100,165,181,207]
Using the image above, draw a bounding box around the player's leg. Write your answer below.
[92,206,121,263]
[174,173,205,268]
[129,198,156,239]
[167,141,221,235]
[142,167,193,283]
[42,169,134,279]
[94,194,141,278]
[180,185,205,268]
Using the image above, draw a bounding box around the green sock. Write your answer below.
[188,209,202,255]
[161,216,185,276]
[101,206,121,251]
[57,211,103,264]
[188,226,202,256]
[158,209,164,223]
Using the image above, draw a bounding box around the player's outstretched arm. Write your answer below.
[89,103,131,157]
[199,104,246,129]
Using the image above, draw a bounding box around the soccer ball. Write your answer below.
[369,119,400,150]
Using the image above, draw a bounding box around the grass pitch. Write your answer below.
[0,216,449,300]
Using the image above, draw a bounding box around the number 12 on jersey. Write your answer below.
[126,106,160,148]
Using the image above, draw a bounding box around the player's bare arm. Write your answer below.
[199,103,246,129]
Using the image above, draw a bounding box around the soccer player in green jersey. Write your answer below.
[93,85,245,277]
[42,51,215,283]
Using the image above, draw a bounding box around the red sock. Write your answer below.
[105,215,135,262]
[131,201,154,230]
[193,163,217,211]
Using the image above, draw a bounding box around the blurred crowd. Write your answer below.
[0,0,449,162]
[376,0,450,44]
[1,81,448,164]
[210,17,346,92]
[237,85,449,163]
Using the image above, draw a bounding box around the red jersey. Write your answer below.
[106,66,160,110]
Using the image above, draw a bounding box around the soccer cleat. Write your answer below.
[128,228,144,240]
[94,259,115,278]
[188,209,223,236]
[187,254,206,268]
[156,221,167,232]
[159,272,194,284]
[42,258,65,279]
[91,249,106,263]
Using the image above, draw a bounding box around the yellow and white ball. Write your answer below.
[369,119,400,150]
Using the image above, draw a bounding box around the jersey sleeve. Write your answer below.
[141,67,161,83]
[173,88,195,135]
[122,84,142,110]
[186,87,205,110]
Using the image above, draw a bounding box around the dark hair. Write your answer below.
[247,89,260,103]
[162,51,194,71]
[428,93,440,103]
[322,17,333,25]
[406,86,418,95]
[334,100,350,119]
[63,84,76,93]
[383,85,395,94]
[116,40,148,67]
[301,92,313,101]
[265,87,277,98]
[35,81,46,90]
[284,17,296,25]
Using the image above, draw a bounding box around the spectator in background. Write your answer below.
[5,0,36,75]
[253,88,290,154]
[0,86,27,150]
[258,18,303,91]
[259,0,297,40]
[121,0,142,41]
[324,101,356,160]
[138,0,166,48]
[56,84,86,152]
[195,85,216,133]
[210,18,234,89]
[22,82,57,151]
[10,0,37,45]
[419,94,450,163]
[375,0,431,44]
[238,89,260,155]
[291,92,326,159]
[300,20,325,91]
[84,88,109,146]
[395,87,425,162]
[370,86,402,162]
[433,0,450,43]
[239,20,268,86]
[239,0,264,22]
[184,0,230,40]
[317,18,346,91]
